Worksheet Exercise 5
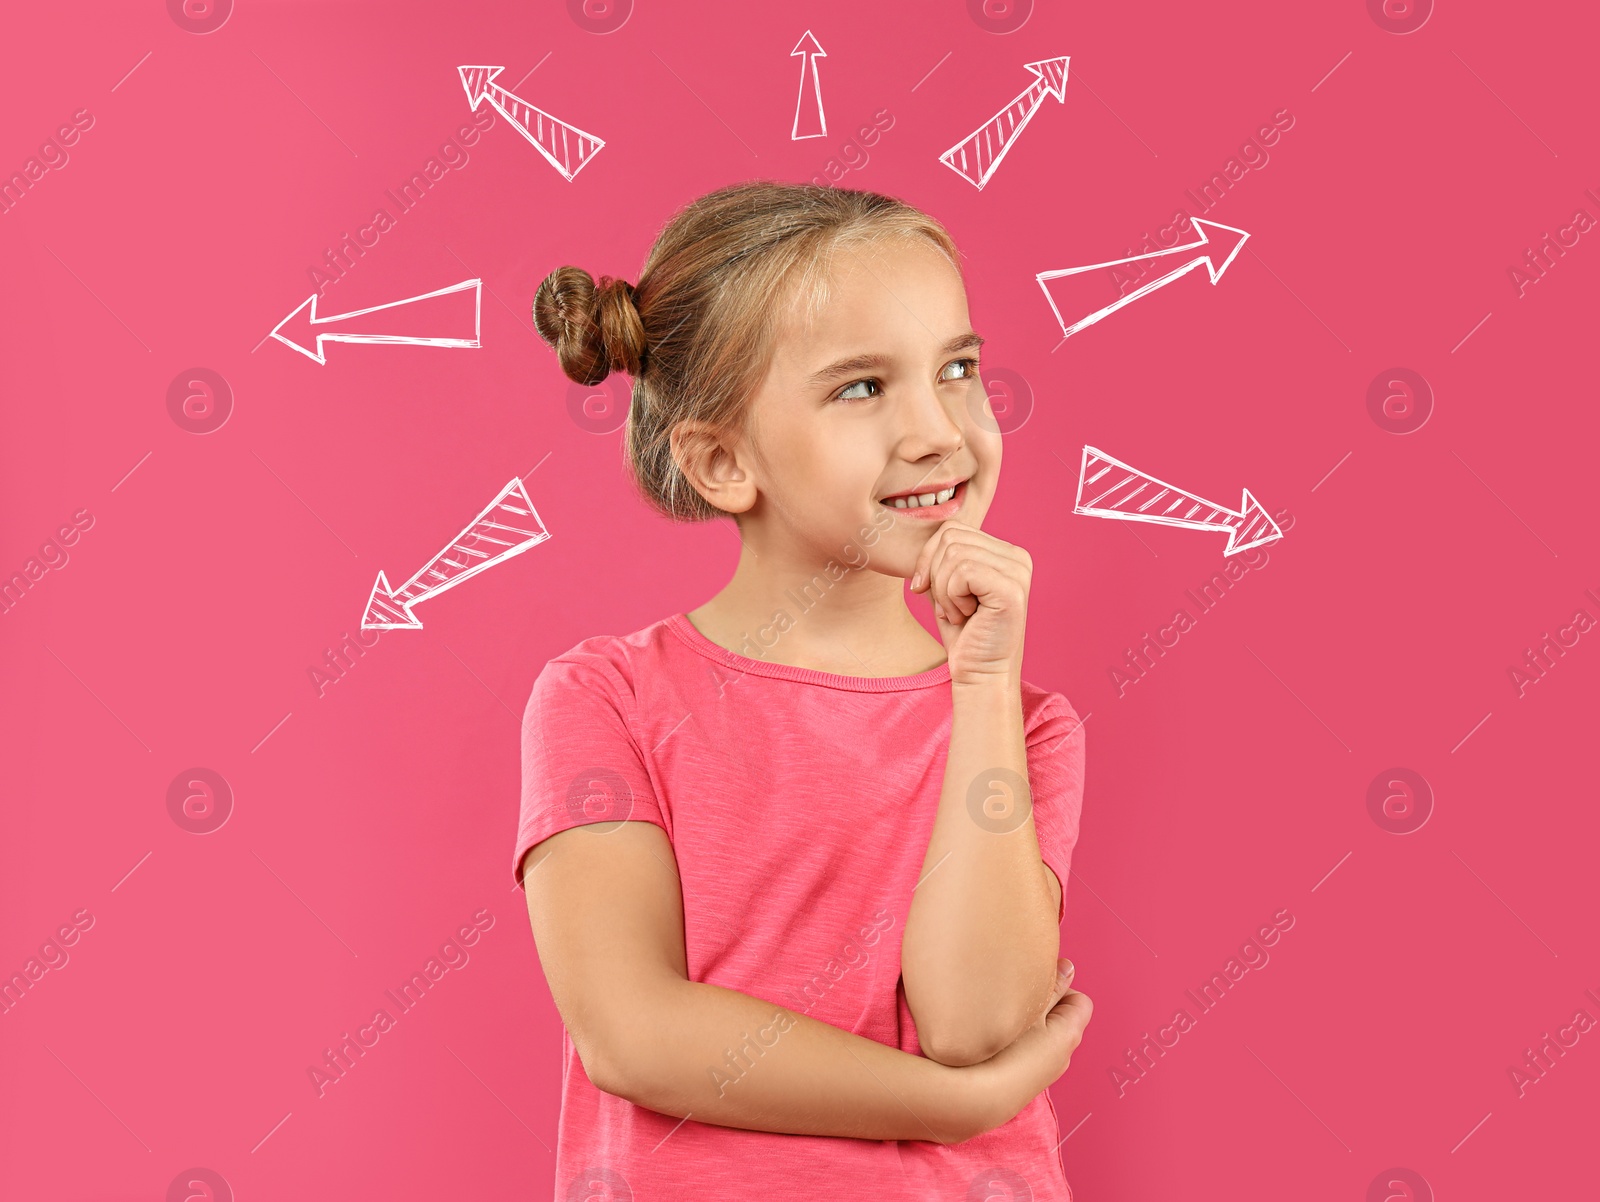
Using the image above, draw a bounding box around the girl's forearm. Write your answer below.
[900,675,1062,1065]
[587,974,1003,1143]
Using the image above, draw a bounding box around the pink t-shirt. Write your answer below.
[513,612,1087,1201]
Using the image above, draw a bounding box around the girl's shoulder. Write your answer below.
[532,613,683,700]
[1018,679,1086,747]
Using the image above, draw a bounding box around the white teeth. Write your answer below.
[886,485,959,509]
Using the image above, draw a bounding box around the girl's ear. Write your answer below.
[671,421,758,516]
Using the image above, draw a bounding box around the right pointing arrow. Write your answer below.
[1073,445,1282,557]
[1037,218,1250,341]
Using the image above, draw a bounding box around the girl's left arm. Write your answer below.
[901,524,1065,1067]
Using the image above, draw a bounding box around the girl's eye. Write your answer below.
[833,359,981,403]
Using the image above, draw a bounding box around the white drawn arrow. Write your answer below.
[458,65,605,182]
[790,30,827,140]
[1037,218,1250,341]
[270,278,482,366]
[940,55,1069,191]
[362,478,551,630]
[1073,446,1282,558]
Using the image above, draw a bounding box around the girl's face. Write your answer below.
[736,235,999,578]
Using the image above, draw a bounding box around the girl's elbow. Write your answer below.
[573,1032,630,1098]
[921,986,1051,1066]
[919,1017,1023,1068]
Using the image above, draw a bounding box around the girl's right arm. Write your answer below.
[521,821,1092,1144]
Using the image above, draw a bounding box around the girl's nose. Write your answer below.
[895,382,966,462]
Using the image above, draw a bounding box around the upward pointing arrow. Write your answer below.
[790,30,827,140]
[362,478,551,630]
[940,56,1070,191]
[1073,445,1282,558]
[458,65,606,181]
[1037,218,1250,341]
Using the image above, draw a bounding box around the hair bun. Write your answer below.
[533,266,646,385]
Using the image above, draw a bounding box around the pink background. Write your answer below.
[3,1,1596,1198]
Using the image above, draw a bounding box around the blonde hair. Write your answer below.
[532,180,963,521]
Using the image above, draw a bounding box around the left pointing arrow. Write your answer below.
[362,478,551,630]
[270,278,482,366]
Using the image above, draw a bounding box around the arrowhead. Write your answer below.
[269,295,325,364]
[1025,56,1071,102]
[791,29,825,56]
[1224,489,1283,556]
[362,570,422,630]
[1191,218,1250,283]
[457,65,503,110]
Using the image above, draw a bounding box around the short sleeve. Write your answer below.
[1027,693,1087,923]
[512,651,670,890]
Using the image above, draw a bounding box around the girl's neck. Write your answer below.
[685,540,946,679]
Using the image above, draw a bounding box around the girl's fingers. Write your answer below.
[908,522,953,593]
[934,545,1023,625]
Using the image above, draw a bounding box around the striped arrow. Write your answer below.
[1073,446,1282,557]
[458,65,605,182]
[790,30,828,140]
[1038,219,1250,341]
[362,478,551,630]
[270,279,481,366]
[940,56,1069,191]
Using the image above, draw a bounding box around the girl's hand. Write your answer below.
[965,959,1093,1134]
[908,522,1032,685]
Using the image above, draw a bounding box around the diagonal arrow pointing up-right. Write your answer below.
[1038,218,1250,341]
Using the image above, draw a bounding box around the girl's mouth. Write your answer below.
[878,479,967,520]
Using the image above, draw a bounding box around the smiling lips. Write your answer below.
[879,479,967,519]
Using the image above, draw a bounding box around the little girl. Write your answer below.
[515,181,1092,1200]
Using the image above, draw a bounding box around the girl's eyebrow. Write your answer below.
[804,332,986,386]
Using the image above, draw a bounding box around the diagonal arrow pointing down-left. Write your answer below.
[270,278,482,365]
[362,478,550,630]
